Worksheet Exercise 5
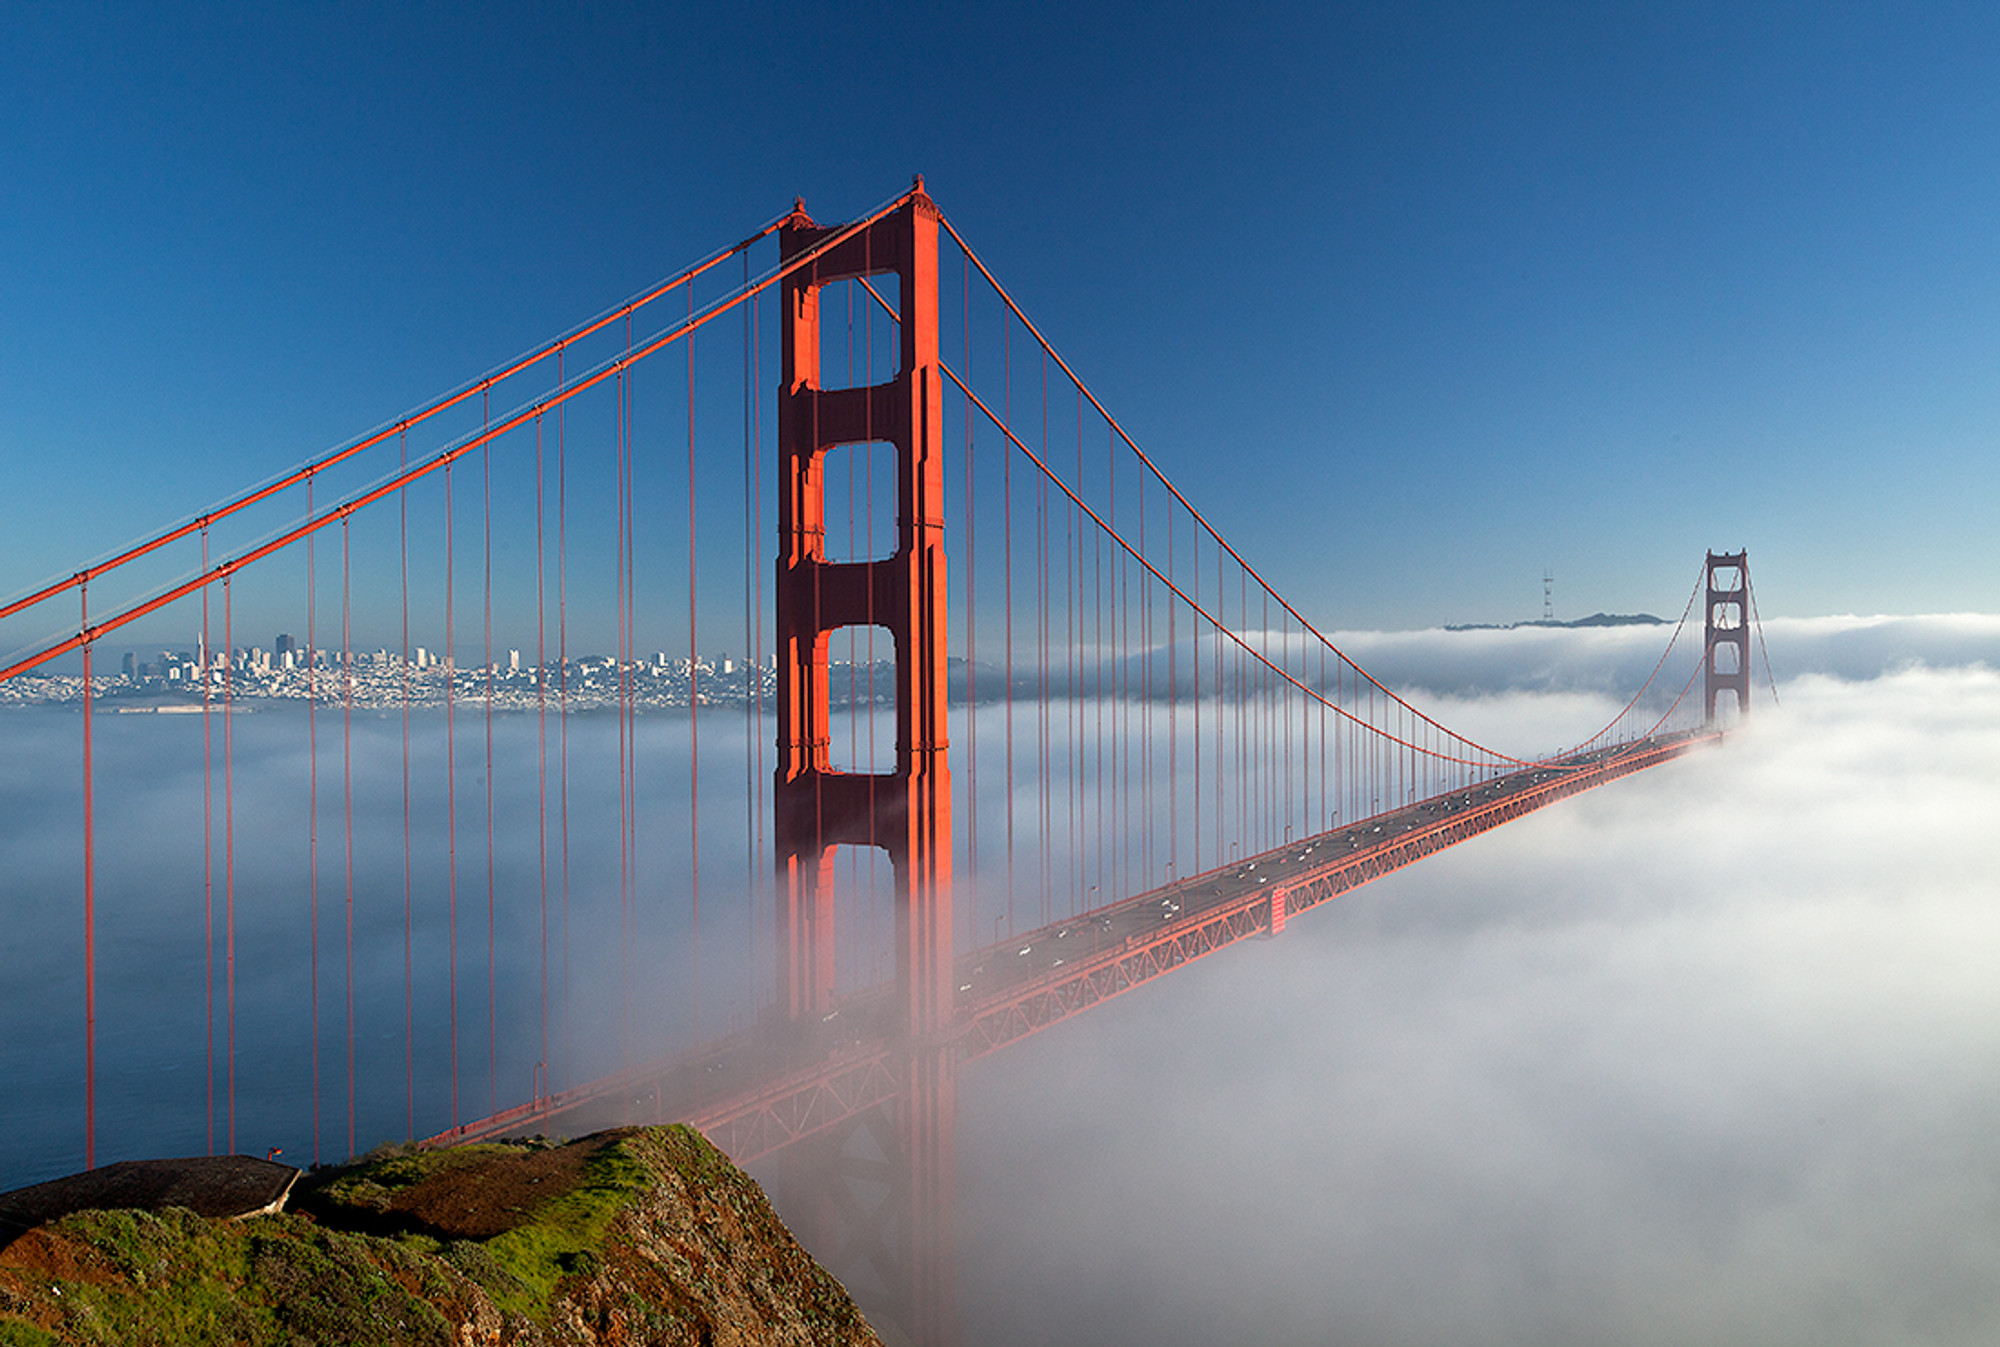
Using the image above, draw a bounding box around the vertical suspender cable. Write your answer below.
[1282,602,1290,840]
[616,336,631,1065]
[1237,569,1246,852]
[80,586,96,1169]
[223,577,236,1155]
[446,461,459,1127]
[1140,458,1152,885]
[1058,354,1077,915]
[1110,420,1122,896]
[1104,414,1116,902]
[687,282,703,1037]
[1211,547,1220,863]
[1002,305,1015,939]
[625,318,639,1053]
[342,518,355,1157]
[305,490,319,1162]
[750,282,767,1006]
[962,246,978,932]
[202,531,215,1155]
[1192,524,1201,877]
[1168,487,1178,881]
[536,413,549,1097]
[401,433,415,1136]
[862,247,876,985]
[741,251,758,1015]
[484,411,497,1116]
[1100,403,1112,904]
[558,350,572,1089]
[1043,390,1053,920]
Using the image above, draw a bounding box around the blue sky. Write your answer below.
[5,1,1999,632]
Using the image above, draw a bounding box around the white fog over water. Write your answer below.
[955,625,2000,1346]
[4,615,1998,1345]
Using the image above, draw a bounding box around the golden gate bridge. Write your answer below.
[0,180,1768,1343]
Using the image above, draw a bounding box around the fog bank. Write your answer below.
[958,662,2000,1346]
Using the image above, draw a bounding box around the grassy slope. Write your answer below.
[0,1125,878,1347]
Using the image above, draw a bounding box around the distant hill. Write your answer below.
[1444,612,1667,632]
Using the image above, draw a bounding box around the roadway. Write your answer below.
[426,731,1716,1159]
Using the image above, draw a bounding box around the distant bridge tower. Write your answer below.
[1704,550,1751,723]
[773,184,956,1344]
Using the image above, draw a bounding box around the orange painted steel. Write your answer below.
[774,192,952,1031]
[0,220,788,631]
[1705,551,1752,722]
[0,194,916,686]
[9,187,1760,1347]
[933,210,1526,765]
[850,270,1543,776]
[1566,565,1706,754]
[773,183,956,1344]
[953,734,1713,1064]
[425,735,1715,1168]
[79,589,96,1169]
[938,357,1531,770]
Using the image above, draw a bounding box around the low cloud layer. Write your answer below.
[956,661,2000,1346]
[1331,610,2000,700]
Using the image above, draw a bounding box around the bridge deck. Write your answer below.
[427,731,1715,1161]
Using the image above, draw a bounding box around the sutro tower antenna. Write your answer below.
[1542,567,1554,622]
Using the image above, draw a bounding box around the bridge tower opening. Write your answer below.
[773,185,956,1343]
[1704,550,1751,724]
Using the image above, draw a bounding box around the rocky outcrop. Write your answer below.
[0,1126,881,1347]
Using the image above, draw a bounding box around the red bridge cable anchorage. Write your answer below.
[1,188,921,687]
[0,216,792,629]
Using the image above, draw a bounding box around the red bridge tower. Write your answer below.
[773,184,956,1344]
[1704,550,1751,723]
